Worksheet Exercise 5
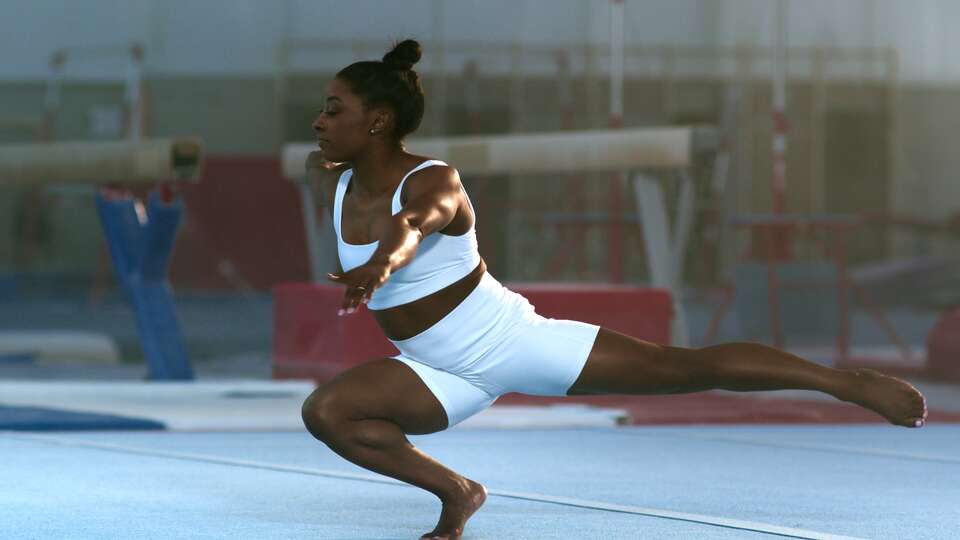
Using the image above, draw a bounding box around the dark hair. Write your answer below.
[336,39,425,140]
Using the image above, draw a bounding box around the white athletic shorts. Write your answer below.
[390,272,600,428]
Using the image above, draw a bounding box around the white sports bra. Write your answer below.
[332,160,481,310]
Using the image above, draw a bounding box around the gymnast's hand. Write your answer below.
[327,259,392,315]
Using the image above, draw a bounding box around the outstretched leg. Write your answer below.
[302,358,485,539]
[569,328,927,427]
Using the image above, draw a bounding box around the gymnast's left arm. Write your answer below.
[327,166,463,310]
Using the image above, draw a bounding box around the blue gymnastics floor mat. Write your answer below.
[0,404,165,431]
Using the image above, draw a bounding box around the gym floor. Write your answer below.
[3,300,958,539]
[3,424,958,539]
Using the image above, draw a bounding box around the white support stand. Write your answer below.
[296,181,339,283]
[633,171,694,346]
[297,182,325,284]
[672,170,696,282]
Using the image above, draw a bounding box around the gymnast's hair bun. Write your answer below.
[383,39,422,71]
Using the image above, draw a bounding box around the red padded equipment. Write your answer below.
[273,282,672,382]
[927,307,960,381]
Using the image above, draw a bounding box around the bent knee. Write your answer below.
[301,390,348,441]
[301,391,402,449]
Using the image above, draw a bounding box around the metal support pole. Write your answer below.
[833,229,851,364]
[608,0,625,283]
[810,48,826,215]
[125,43,145,142]
[298,182,325,283]
[672,170,695,279]
[771,0,789,214]
[43,51,65,141]
[431,0,447,133]
[764,226,785,347]
[633,172,691,347]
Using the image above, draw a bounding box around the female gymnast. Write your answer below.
[300,39,928,540]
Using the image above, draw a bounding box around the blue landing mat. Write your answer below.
[0,404,165,431]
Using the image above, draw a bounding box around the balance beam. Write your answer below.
[0,138,203,185]
[282,126,717,179]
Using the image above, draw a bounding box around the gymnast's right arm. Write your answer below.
[327,165,463,312]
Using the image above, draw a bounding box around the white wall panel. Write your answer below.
[0,0,958,82]
[0,0,150,80]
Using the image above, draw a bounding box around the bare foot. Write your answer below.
[841,368,928,427]
[420,479,487,540]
